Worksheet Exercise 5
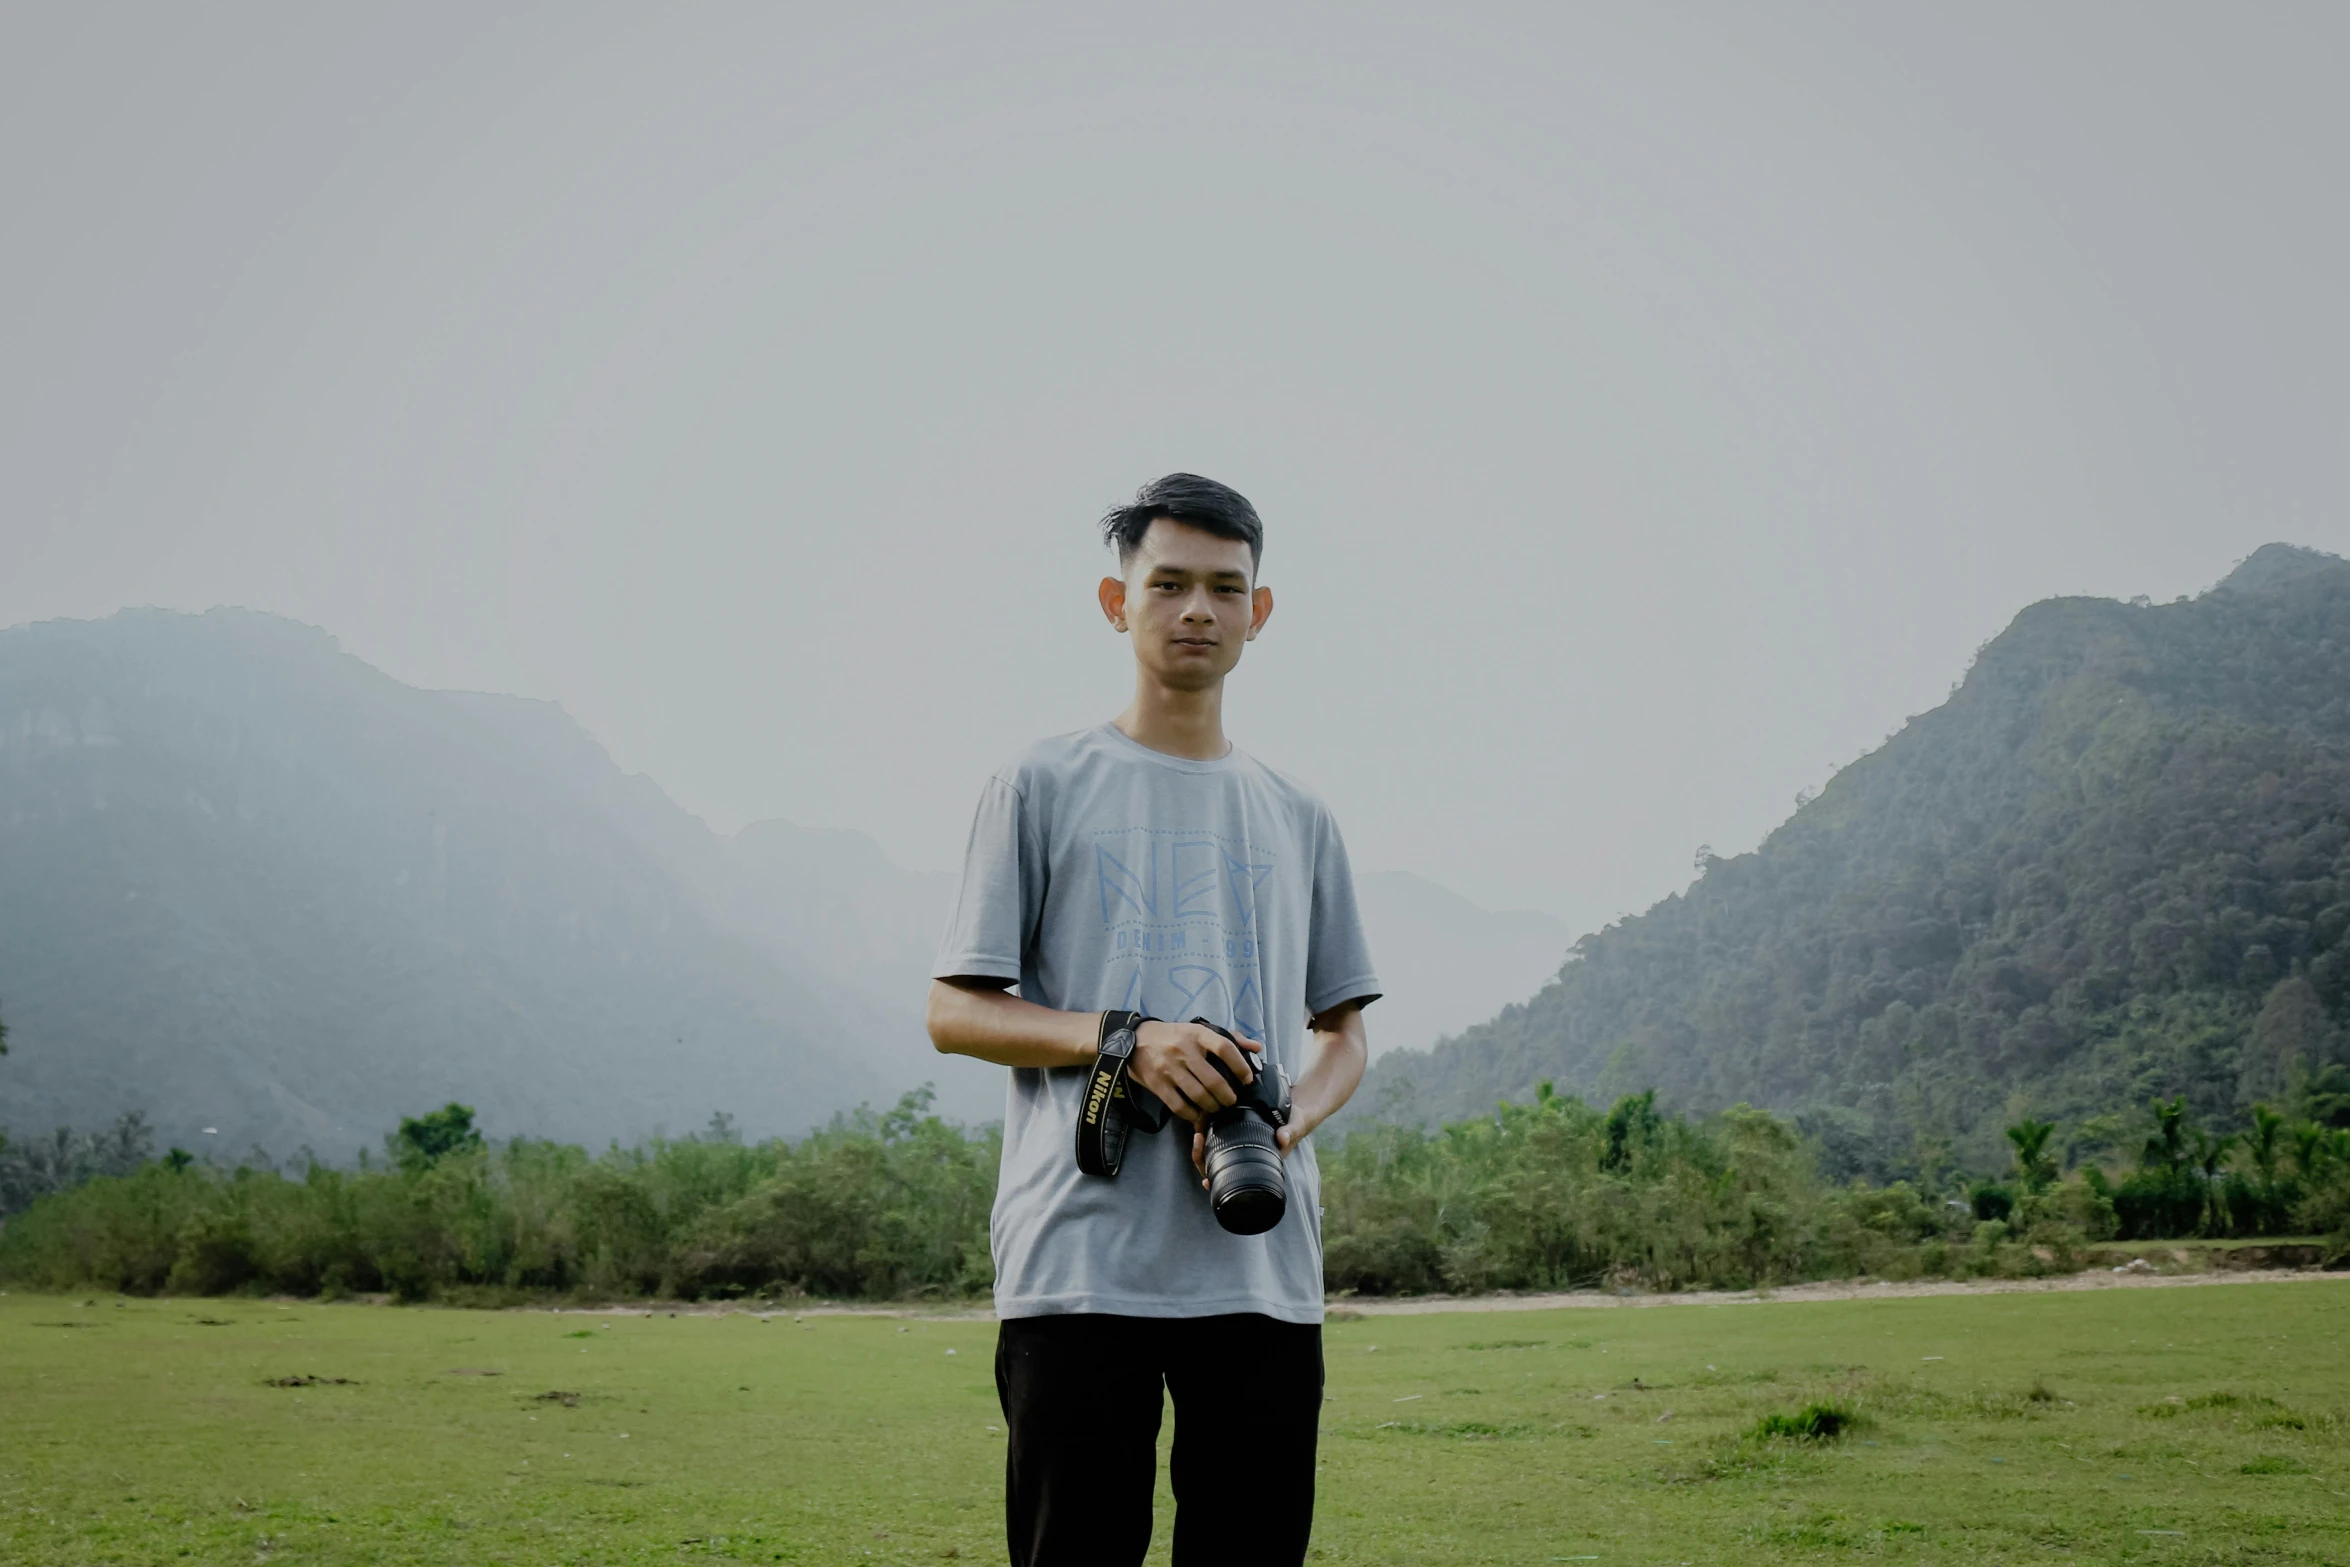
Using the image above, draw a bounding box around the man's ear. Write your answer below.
[1246,584,1274,641]
[1099,575,1130,633]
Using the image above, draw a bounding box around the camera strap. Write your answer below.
[1076,1010,1168,1177]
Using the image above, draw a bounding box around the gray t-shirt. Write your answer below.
[934,722,1381,1323]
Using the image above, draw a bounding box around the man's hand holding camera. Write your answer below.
[1124,1020,1298,1191]
[1126,1018,1264,1127]
[1109,1016,1294,1234]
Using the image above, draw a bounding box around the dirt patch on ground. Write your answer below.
[1328,1266,2350,1317]
[499,1261,2349,1321]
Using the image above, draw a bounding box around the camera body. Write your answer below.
[1193,1019,1293,1235]
[1075,1012,1293,1235]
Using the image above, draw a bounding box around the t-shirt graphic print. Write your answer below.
[1094,826,1276,1040]
[934,723,1380,1323]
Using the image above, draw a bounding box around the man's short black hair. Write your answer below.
[1099,473,1264,571]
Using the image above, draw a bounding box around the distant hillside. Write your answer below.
[1359,545,2350,1175]
[0,609,1561,1159]
[1352,872,1567,1058]
[0,609,990,1157]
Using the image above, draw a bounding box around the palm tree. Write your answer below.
[2289,1120,2327,1182]
[2191,1129,2237,1235]
[2245,1105,2286,1193]
[2141,1097,2192,1175]
[2005,1118,2059,1195]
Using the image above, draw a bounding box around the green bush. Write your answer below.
[9,1083,2348,1301]
[1323,1088,1951,1295]
[2047,1175,2120,1241]
[0,1091,998,1303]
[1752,1401,1855,1441]
[1969,1182,2015,1223]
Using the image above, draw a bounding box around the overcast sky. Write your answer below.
[5,4,2346,933]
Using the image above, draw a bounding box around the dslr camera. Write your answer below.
[1076,1012,1293,1235]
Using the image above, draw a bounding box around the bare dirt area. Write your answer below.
[509,1258,2350,1321]
[1328,1263,2350,1316]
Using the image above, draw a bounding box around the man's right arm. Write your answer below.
[926,978,1261,1123]
[926,977,1100,1069]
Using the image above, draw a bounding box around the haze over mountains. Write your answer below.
[0,611,1560,1156]
[0,609,951,1155]
[1360,545,2350,1175]
[18,547,2341,1172]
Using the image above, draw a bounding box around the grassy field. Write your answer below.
[3,1281,2346,1566]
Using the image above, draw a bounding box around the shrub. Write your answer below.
[12,1081,2349,1302]
[1323,1092,1859,1296]
[2045,1175,2120,1241]
[2113,1168,2207,1239]
[1752,1401,1855,1441]
[0,1091,997,1303]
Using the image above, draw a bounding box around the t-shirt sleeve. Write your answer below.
[1304,805,1382,1018]
[933,774,1040,984]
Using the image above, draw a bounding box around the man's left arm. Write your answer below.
[1278,999,1368,1153]
[1277,803,1378,1154]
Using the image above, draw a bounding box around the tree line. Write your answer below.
[5,1082,2345,1301]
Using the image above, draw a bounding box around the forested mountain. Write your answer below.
[1359,544,2350,1176]
[0,609,990,1157]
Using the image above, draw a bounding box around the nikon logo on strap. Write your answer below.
[1075,1010,1170,1177]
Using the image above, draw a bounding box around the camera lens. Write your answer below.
[1204,1112,1286,1235]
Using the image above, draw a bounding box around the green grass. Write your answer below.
[3,1283,2348,1564]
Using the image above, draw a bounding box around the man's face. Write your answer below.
[1100,518,1274,692]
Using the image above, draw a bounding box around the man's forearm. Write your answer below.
[927,978,1101,1068]
[1286,1002,1368,1143]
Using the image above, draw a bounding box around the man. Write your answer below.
[928,473,1380,1567]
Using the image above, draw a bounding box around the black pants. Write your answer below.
[994,1312,1324,1567]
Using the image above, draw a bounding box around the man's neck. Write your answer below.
[1113,677,1230,761]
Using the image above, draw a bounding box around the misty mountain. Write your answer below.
[1360,544,2350,1174]
[0,608,995,1157]
[0,608,1560,1159]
